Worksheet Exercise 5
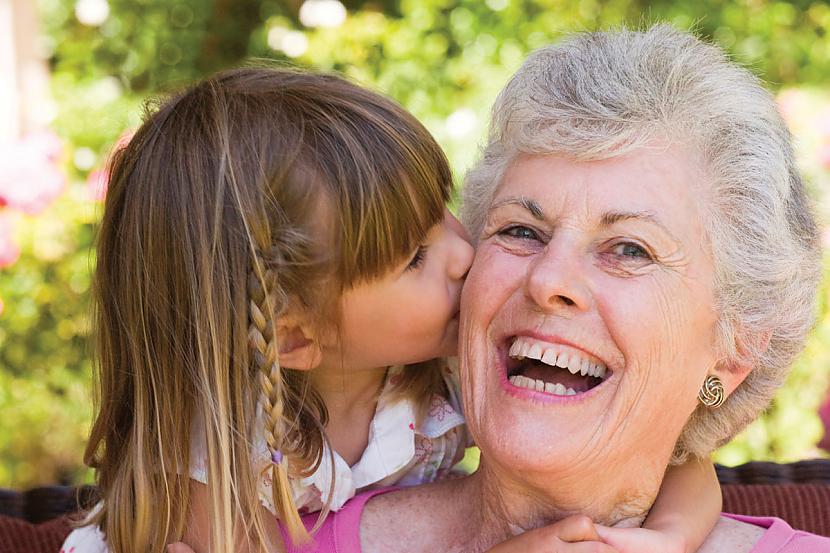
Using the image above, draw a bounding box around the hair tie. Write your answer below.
[271,449,283,464]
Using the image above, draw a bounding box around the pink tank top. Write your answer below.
[282,490,830,553]
[281,488,396,553]
[722,514,830,552]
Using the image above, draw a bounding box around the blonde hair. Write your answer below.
[462,25,821,461]
[84,67,452,551]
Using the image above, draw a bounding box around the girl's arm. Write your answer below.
[597,457,722,553]
[645,458,722,551]
[180,479,284,553]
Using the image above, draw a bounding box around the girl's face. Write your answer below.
[323,209,474,371]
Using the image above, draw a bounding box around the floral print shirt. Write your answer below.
[191,362,469,513]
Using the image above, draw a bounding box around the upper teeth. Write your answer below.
[508,337,607,379]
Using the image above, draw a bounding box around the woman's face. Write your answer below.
[460,147,720,496]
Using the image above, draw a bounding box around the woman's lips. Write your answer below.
[497,334,614,402]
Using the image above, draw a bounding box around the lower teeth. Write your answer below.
[508,375,577,396]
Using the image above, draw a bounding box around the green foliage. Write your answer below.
[2,0,829,487]
[0,190,98,486]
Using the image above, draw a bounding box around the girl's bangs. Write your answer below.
[328,122,453,287]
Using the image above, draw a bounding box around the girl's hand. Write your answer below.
[596,525,686,553]
[486,515,620,553]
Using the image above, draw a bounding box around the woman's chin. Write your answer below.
[467,369,625,476]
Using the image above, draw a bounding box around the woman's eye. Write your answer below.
[499,225,540,241]
[611,242,652,260]
[406,245,428,271]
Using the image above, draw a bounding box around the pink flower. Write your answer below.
[776,89,802,123]
[0,215,20,269]
[84,129,135,202]
[27,131,62,161]
[427,395,454,422]
[817,110,830,141]
[819,143,830,171]
[85,169,109,201]
[0,240,20,268]
[414,435,434,463]
[0,131,66,215]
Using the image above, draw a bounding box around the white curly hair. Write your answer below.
[461,24,822,461]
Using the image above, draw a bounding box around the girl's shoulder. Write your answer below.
[60,524,109,553]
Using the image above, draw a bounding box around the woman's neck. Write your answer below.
[361,472,568,553]
[461,469,573,551]
[308,365,388,466]
[455,463,652,551]
[362,460,653,553]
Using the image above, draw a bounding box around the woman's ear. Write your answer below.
[714,329,772,398]
[276,313,323,371]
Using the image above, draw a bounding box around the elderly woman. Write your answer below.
[452,24,825,552]
[175,25,828,552]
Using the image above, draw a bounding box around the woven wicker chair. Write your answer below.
[716,459,830,539]
[1,461,829,553]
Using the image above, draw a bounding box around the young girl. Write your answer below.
[62,68,721,553]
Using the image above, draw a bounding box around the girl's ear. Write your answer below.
[276,314,323,371]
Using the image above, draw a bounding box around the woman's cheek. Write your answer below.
[467,244,528,300]
[606,285,711,441]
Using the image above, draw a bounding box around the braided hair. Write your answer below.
[86,66,452,551]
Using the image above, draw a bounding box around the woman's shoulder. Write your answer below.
[699,514,830,552]
[282,488,406,553]
[359,481,465,553]
[357,487,430,553]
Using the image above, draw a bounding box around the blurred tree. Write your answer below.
[196,0,263,74]
[39,0,830,93]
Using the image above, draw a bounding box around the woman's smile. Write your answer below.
[500,334,613,401]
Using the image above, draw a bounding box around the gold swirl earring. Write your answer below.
[698,374,725,408]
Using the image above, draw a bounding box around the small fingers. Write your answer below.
[563,543,619,553]
[166,542,197,553]
[554,515,602,543]
[486,516,619,553]
[487,538,617,553]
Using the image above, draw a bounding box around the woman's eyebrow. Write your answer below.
[489,201,681,243]
[600,210,680,242]
[488,196,545,220]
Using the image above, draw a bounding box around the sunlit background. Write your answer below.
[1,0,829,488]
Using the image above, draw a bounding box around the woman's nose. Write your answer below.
[526,244,591,313]
[445,211,474,280]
